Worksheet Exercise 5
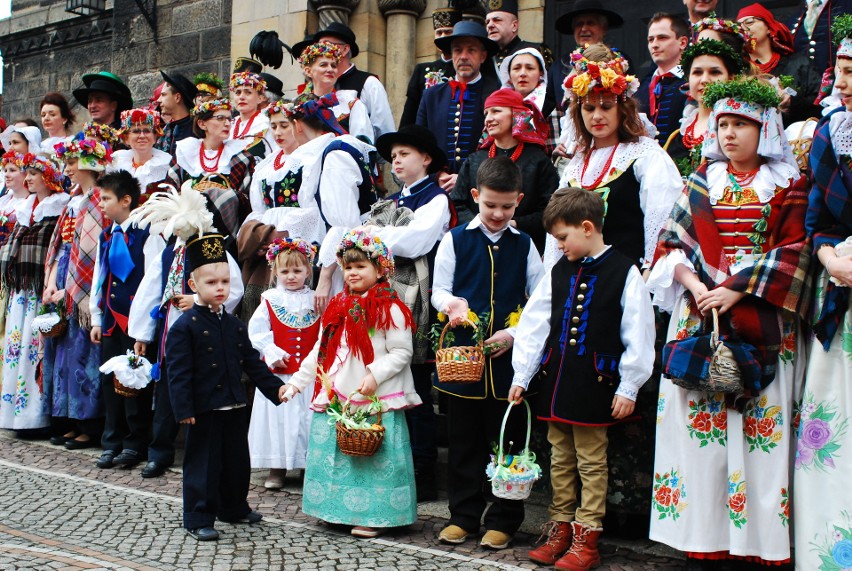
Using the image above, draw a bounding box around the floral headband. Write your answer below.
[298,42,343,67]
[192,98,232,118]
[265,99,295,119]
[563,50,640,99]
[22,153,64,192]
[54,132,113,172]
[692,16,755,52]
[681,39,750,77]
[82,122,122,149]
[120,108,164,137]
[266,237,317,267]
[1,150,24,168]
[194,72,224,96]
[336,229,394,276]
[229,71,266,93]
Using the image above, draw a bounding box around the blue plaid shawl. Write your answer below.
[807,108,852,349]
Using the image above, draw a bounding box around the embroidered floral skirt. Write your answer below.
[0,288,46,429]
[794,270,852,570]
[649,295,802,562]
[302,409,417,528]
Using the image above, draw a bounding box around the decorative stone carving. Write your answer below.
[310,0,361,28]
[377,0,426,17]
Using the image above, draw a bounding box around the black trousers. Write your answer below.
[406,363,438,475]
[182,407,252,529]
[99,331,153,454]
[148,363,179,465]
[446,395,527,534]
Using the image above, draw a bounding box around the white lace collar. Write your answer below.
[27,192,71,224]
[829,110,852,156]
[175,138,246,178]
[261,285,316,316]
[564,136,660,186]
[706,160,800,204]
[111,148,172,172]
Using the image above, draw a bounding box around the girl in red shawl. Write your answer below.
[647,77,811,567]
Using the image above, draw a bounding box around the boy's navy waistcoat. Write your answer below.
[97,225,149,336]
[539,248,633,425]
[434,225,530,399]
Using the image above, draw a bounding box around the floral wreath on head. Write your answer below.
[229,71,267,93]
[82,122,122,149]
[1,150,24,168]
[298,42,343,67]
[265,99,295,119]
[833,14,852,59]
[22,153,64,192]
[192,98,232,118]
[563,49,640,100]
[194,72,224,96]
[692,15,755,52]
[54,132,113,166]
[120,108,164,137]
[336,229,394,276]
[266,237,317,267]
[681,38,750,77]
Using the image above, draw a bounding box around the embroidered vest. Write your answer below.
[265,300,321,374]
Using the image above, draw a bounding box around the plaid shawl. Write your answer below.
[65,187,105,323]
[368,199,431,363]
[654,162,812,390]
[1,205,63,293]
[807,109,852,348]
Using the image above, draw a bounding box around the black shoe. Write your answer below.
[141,461,169,478]
[186,527,219,541]
[64,437,96,450]
[50,435,69,445]
[113,450,144,468]
[96,451,117,469]
[220,510,263,524]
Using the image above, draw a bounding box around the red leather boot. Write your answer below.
[554,522,602,571]
[528,521,573,565]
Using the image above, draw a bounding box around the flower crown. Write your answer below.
[54,132,113,164]
[82,122,122,149]
[194,72,224,95]
[22,153,64,191]
[681,38,749,76]
[229,71,266,93]
[564,50,639,99]
[336,229,394,276]
[266,237,317,267]
[692,15,755,52]
[702,76,782,111]
[1,150,23,168]
[120,108,164,136]
[265,99,295,118]
[298,42,343,67]
[192,98,232,118]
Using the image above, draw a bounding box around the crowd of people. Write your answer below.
[0,0,851,569]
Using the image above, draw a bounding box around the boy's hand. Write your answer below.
[358,372,378,397]
[280,384,298,403]
[90,326,102,344]
[133,341,147,356]
[176,295,194,312]
[445,298,469,326]
[611,396,635,420]
[485,329,514,358]
[507,385,525,405]
[179,417,196,425]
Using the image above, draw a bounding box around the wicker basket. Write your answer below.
[435,321,485,383]
[487,400,541,500]
[335,399,385,457]
[788,117,817,173]
[706,308,744,393]
[113,376,141,398]
[41,318,68,338]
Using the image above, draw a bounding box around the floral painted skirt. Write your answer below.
[302,409,417,528]
[0,288,47,429]
[649,295,803,563]
[794,271,852,570]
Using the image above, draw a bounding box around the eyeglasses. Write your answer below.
[129,128,154,135]
[209,115,233,123]
[738,17,760,27]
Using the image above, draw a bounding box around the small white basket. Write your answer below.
[485,399,542,501]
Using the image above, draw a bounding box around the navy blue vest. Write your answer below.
[389,177,445,212]
[97,225,150,336]
[315,140,378,227]
[433,225,530,399]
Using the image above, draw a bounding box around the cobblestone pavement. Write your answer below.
[0,432,685,570]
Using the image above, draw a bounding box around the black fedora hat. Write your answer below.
[375,124,447,174]
[73,71,133,112]
[291,35,313,61]
[312,22,359,58]
[260,73,284,97]
[160,71,198,111]
[435,21,499,57]
[555,0,624,35]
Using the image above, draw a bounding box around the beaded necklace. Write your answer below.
[199,144,225,173]
[488,142,524,162]
[580,143,619,189]
[232,110,260,139]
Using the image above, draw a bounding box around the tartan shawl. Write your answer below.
[1,204,63,293]
[807,109,852,348]
[654,162,812,390]
[65,187,106,322]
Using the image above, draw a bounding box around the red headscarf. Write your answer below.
[482,88,547,148]
[736,3,794,56]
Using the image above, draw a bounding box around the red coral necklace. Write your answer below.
[580,143,619,190]
[199,143,225,173]
[232,111,259,139]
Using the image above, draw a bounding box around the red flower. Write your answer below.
[758,417,776,437]
[676,329,690,340]
[745,416,757,438]
[655,485,673,507]
[672,488,681,506]
[713,411,727,430]
[610,75,627,95]
[729,492,746,513]
[691,411,712,433]
[587,63,600,78]
[783,334,796,352]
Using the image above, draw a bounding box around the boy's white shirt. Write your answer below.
[89,220,165,328]
[371,176,451,259]
[127,242,244,343]
[510,245,656,402]
[430,215,545,338]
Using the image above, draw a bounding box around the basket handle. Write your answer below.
[342,391,383,426]
[709,307,721,349]
[437,318,481,350]
[496,399,532,466]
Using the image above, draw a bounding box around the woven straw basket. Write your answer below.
[488,400,540,501]
[706,308,743,393]
[435,321,485,383]
[113,376,141,398]
[335,399,385,457]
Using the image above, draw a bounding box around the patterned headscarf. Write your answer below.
[292,92,347,136]
[482,88,546,148]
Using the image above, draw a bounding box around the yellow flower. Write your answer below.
[466,309,479,324]
[770,432,783,443]
[571,72,592,97]
[505,305,523,328]
[599,68,618,89]
[437,312,447,322]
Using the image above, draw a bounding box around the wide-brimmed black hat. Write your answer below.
[375,125,447,174]
[485,0,518,16]
[312,22,360,58]
[186,233,228,272]
[555,0,624,34]
[435,21,499,57]
[233,57,263,74]
[260,73,284,97]
[160,71,198,111]
[73,71,133,113]
[291,35,313,60]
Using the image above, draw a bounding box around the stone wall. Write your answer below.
[0,0,232,125]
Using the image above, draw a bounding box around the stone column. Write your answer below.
[378,0,426,124]
[312,0,362,29]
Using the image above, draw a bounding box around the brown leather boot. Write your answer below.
[554,522,602,571]
[528,521,573,564]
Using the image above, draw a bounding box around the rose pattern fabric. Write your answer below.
[779,487,789,527]
[795,391,848,472]
[652,468,686,521]
[811,513,852,571]
[728,470,747,528]
[686,393,728,447]
[743,395,784,453]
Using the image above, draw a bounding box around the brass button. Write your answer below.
[455,147,461,152]
[576,305,583,312]
[569,339,577,346]
[572,316,580,324]
[597,375,603,382]
[579,283,587,290]
[110,294,115,298]
[203,330,209,336]
[454,118,459,124]
[577,294,585,301]
[493,245,499,251]
[570,327,578,334]
[111,281,117,287]
[191,316,197,322]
